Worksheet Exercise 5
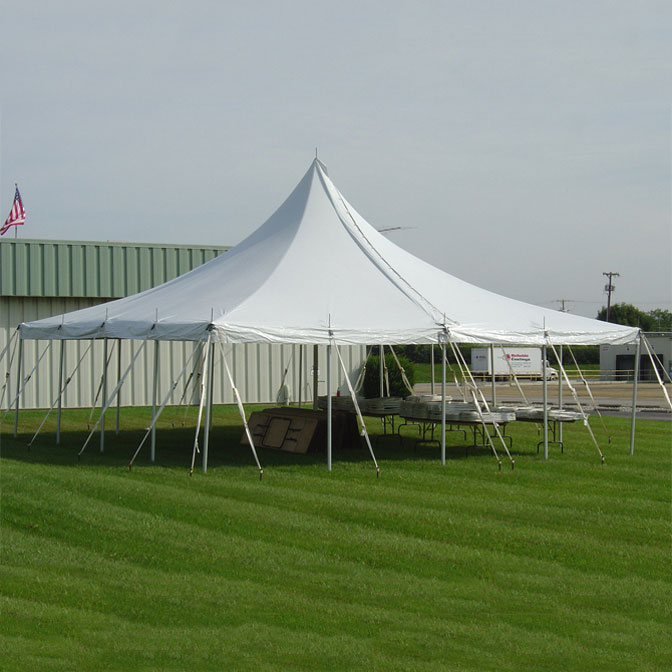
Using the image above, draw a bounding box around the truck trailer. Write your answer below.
[471,347,558,380]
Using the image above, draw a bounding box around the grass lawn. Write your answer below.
[1,405,670,671]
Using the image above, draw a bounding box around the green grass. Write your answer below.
[1,406,670,671]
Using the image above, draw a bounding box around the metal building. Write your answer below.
[1,238,364,410]
[599,332,672,381]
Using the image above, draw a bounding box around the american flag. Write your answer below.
[1,185,26,236]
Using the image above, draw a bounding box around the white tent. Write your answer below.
[16,158,644,472]
[20,159,638,347]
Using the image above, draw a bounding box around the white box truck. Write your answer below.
[471,347,558,380]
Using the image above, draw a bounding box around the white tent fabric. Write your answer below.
[20,159,638,346]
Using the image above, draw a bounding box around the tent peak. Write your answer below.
[312,156,328,176]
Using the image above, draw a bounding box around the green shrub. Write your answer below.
[363,353,415,398]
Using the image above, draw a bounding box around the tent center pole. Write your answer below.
[630,334,641,455]
[56,340,65,445]
[327,343,332,471]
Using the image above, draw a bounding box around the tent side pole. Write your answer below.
[202,340,215,474]
[630,334,641,456]
[430,345,435,395]
[490,344,497,406]
[441,341,446,465]
[116,339,122,434]
[327,343,332,471]
[100,338,108,453]
[13,338,23,438]
[298,345,303,408]
[150,340,159,462]
[312,345,319,410]
[542,344,549,459]
[558,345,563,445]
[56,340,65,445]
[379,345,384,397]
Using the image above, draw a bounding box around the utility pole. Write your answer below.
[603,272,619,322]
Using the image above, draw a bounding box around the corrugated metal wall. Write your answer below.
[0,239,226,298]
[1,297,365,410]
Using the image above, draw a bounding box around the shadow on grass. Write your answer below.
[2,418,528,475]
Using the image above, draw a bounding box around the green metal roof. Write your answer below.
[0,238,229,298]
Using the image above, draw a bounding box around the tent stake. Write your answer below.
[630,333,641,455]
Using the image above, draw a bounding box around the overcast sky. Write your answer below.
[1,0,670,318]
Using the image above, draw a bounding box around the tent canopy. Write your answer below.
[20,159,638,346]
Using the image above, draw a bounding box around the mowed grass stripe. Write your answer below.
[2,411,670,670]
[5,455,667,591]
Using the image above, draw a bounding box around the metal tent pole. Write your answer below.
[56,340,65,444]
[542,344,549,459]
[202,340,215,474]
[298,345,303,408]
[116,339,122,434]
[100,339,108,453]
[558,345,563,445]
[327,342,332,471]
[441,341,447,465]
[379,345,384,397]
[13,338,23,438]
[490,344,497,406]
[150,340,159,462]
[430,345,435,395]
[312,345,319,410]
[629,334,641,456]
